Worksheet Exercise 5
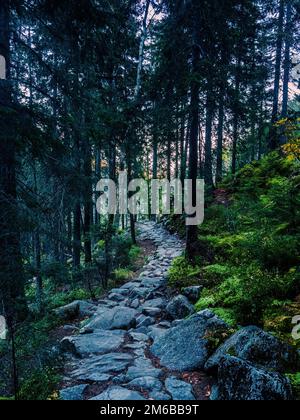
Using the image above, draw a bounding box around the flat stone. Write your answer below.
[108,293,126,302]
[60,384,87,401]
[165,377,195,400]
[141,298,165,309]
[150,392,172,401]
[129,332,149,342]
[130,287,153,299]
[84,307,138,331]
[127,377,163,392]
[55,300,97,320]
[120,282,141,290]
[151,311,228,371]
[136,315,155,328]
[90,386,145,401]
[130,299,140,309]
[125,366,163,381]
[71,353,133,380]
[61,330,125,357]
[142,307,162,317]
[110,288,129,296]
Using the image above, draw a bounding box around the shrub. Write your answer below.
[113,268,133,283]
[168,256,201,288]
[286,373,300,400]
[18,367,60,400]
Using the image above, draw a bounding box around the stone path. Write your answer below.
[59,221,211,401]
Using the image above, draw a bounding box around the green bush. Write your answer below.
[113,268,133,282]
[18,367,60,400]
[286,373,300,400]
[168,256,201,288]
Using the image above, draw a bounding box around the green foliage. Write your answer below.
[48,288,91,309]
[211,308,237,327]
[168,256,201,288]
[197,152,300,327]
[129,245,141,262]
[113,268,133,282]
[286,373,300,400]
[18,367,60,401]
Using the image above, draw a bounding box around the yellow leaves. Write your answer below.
[282,139,300,161]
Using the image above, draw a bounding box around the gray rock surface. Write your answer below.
[55,300,97,320]
[71,353,133,380]
[61,330,125,357]
[125,366,163,381]
[90,386,145,401]
[165,295,195,320]
[205,326,299,373]
[149,392,172,401]
[60,385,87,400]
[212,356,293,401]
[182,286,203,303]
[165,377,196,400]
[127,377,163,392]
[151,310,228,371]
[84,307,138,331]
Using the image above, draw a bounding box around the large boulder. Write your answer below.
[84,307,138,331]
[151,310,229,372]
[55,300,97,320]
[61,330,125,357]
[205,326,299,374]
[90,386,145,401]
[182,286,203,304]
[211,355,293,401]
[165,295,195,320]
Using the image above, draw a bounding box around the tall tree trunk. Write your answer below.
[232,57,241,175]
[135,0,151,99]
[269,0,285,150]
[204,90,214,186]
[167,135,172,181]
[180,111,186,186]
[83,143,92,265]
[216,88,225,183]
[33,164,43,313]
[73,203,81,268]
[272,0,285,122]
[0,0,26,322]
[281,1,293,119]
[186,13,201,260]
[104,143,116,286]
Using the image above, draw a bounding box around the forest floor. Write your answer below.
[58,222,213,401]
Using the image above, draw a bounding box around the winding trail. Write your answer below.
[60,222,212,401]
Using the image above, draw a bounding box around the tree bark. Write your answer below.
[0,0,26,322]
[204,90,214,186]
[186,12,201,260]
[272,0,285,122]
[281,1,293,118]
[216,88,225,183]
